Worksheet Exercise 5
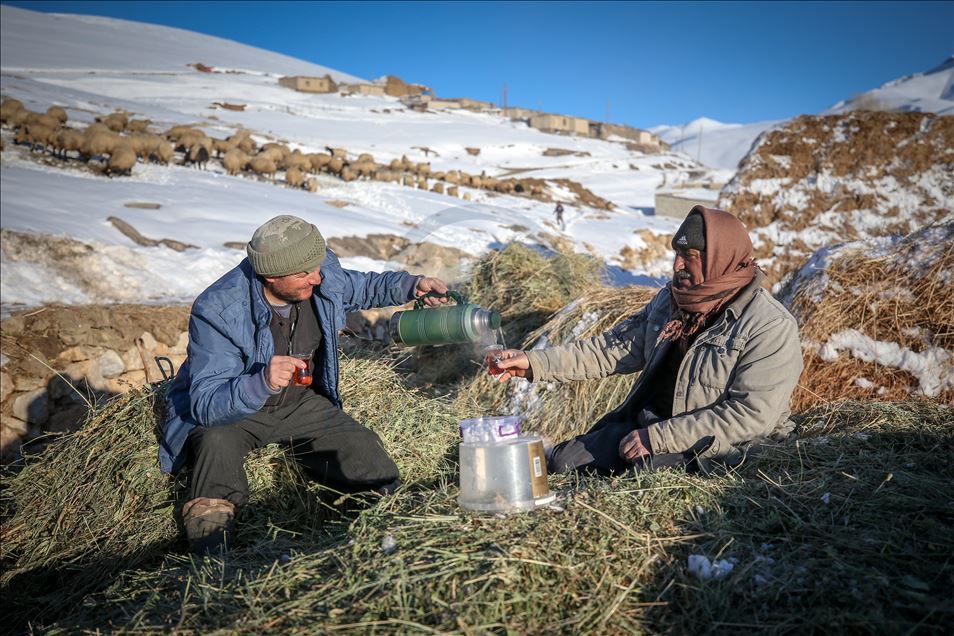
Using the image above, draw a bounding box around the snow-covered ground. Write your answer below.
[0,5,711,314]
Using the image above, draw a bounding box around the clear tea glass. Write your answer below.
[484,345,505,378]
[290,351,313,386]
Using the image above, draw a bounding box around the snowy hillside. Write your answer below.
[652,58,954,171]
[0,5,710,315]
[824,56,954,116]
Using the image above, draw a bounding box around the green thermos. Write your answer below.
[389,291,502,346]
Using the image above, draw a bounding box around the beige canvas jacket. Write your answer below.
[525,272,803,468]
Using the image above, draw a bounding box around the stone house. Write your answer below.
[654,187,720,219]
[278,75,337,94]
[343,83,387,97]
[530,113,591,136]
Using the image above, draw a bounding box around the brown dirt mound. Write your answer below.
[781,222,953,411]
[719,111,954,285]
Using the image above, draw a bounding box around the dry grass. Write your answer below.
[2,396,950,633]
[782,222,954,411]
[457,285,658,443]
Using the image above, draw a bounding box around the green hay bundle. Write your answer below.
[457,285,658,442]
[1,353,466,628]
[14,400,952,634]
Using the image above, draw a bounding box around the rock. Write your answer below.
[97,350,125,378]
[121,346,144,371]
[57,345,94,363]
[169,331,189,355]
[13,374,46,392]
[0,371,13,403]
[0,426,23,460]
[104,369,147,394]
[13,388,49,425]
[137,331,158,352]
[1,413,30,436]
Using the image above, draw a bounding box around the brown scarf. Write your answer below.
[659,206,759,350]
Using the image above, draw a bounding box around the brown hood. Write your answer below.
[691,205,754,280]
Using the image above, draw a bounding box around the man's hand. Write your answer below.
[494,350,534,382]
[619,428,653,462]
[415,276,450,306]
[265,355,307,391]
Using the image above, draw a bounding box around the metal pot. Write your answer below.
[458,435,554,513]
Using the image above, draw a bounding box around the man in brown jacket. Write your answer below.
[495,206,802,474]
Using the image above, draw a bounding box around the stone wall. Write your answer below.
[0,304,190,461]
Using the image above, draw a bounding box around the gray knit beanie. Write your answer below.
[247,215,326,277]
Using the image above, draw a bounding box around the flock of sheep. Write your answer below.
[0,97,548,201]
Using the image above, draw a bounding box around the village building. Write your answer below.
[654,186,721,219]
[593,122,662,147]
[501,107,538,122]
[278,75,338,94]
[529,113,591,136]
[383,75,431,98]
[401,94,494,112]
[342,83,387,97]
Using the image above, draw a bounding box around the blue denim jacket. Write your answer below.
[159,250,418,473]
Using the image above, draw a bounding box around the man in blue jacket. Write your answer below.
[161,214,448,553]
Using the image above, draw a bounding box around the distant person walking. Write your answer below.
[554,202,565,231]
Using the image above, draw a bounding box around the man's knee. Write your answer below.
[343,430,399,483]
[189,425,247,456]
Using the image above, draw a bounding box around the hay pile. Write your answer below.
[458,285,658,443]
[3,396,950,633]
[718,111,954,285]
[1,354,466,628]
[464,241,605,347]
[781,222,954,411]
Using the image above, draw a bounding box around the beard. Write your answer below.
[674,270,693,289]
[269,284,313,304]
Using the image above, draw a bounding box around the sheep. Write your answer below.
[24,111,61,130]
[304,178,318,193]
[325,146,347,159]
[52,128,85,159]
[105,143,137,176]
[416,175,428,190]
[308,152,332,172]
[184,143,210,169]
[416,162,431,177]
[340,165,357,182]
[229,132,257,154]
[430,182,445,195]
[95,111,128,132]
[81,129,122,160]
[257,146,286,168]
[1,97,24,122]
[7,108,33,128]
[462,192,472,201]
[248,156,277,180]
[285,150,312,172]
[45,105,68,124]
[326,157,344,176]
[357,152,374,163]
[285,165,306,188]
[175,131,212,154]
[127,118,152,133]
[432,171,446,181]
[352,160,377,179]
[212,137,235,158]
[444,170,460,185]
[388,158,402,171]
[164,125,197,141]
[402,173,415,187]
[260,143,291,164]
[15,123,56,153]
[222,148,249,175]
[447,185,459,198]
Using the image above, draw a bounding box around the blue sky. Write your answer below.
[5,1,953,128]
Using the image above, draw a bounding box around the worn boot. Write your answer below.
[182,497,236,555]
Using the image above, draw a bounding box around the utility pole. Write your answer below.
[501,82,508,111]
[696,120,703,163]
[605,99,611,123]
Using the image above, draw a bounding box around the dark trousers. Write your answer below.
[187,391,399,507]
[548,409,691,476]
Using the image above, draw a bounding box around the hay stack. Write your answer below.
[782,222,953,411]
[464,241,605,347]
[0,354,466,626]
[458,285,658,442]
